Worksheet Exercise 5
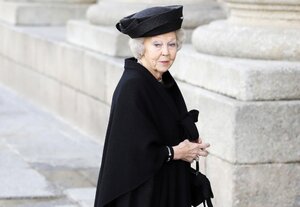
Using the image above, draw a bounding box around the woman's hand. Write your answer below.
[172,138,210,163]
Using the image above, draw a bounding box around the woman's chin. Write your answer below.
[158,68,170,74]
[158,64,173,72]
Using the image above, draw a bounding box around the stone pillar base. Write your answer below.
[192,20,300,61]
[173,47,300,207]
[205,155,299,207]
[0,2,91,25]
[173,45,300,101]
[67,20,130,57]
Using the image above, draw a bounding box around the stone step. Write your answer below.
[0,22,121,139]
[67,20,130,57]
[0,2,91,25]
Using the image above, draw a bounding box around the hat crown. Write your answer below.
[132,5,180,19]
[116,5,183,38]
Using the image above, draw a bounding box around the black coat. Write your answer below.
[94,58,199,207]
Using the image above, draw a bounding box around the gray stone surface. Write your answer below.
[0,84,101,206]
[206,155,300,207]
[86,1,225,29]
[173,45,300,101]
[104,58,123,105]
[1,0,94,3]
[67,20,130,57]
[5,131,101,168]
[0,168,57,198]
[75,92,110,141]
[82,52,111,102]
[225,0,300,28]
[232,163,300,207]
[65,188,96,207]
[0,23,114,139]
[0,1,91,25]
[58,43,85,91]
[0,23,66,74]
[0,85,102,168]
[0,197,77,207]
[205,155,233,207]
[192,20,300,61]
[179,81,300,164]
[86,1,145,26]
[0,142,57,199]
[55,205,78,207]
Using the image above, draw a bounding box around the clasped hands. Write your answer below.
[172,138,210,163]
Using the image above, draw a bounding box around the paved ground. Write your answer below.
[0,84,103,207]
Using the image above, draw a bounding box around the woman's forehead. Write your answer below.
[147,32,177,42]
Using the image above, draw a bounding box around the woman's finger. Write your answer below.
[199,142,210,149]
[199,150,209,157]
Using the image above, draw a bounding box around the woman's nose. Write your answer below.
[162,45,170,56]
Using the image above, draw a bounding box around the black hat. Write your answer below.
[116,5,183,38]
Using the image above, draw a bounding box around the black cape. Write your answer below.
[94,58,199,207]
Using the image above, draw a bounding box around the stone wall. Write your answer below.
[178,0,300,206]
[0,24,116,139]
[0,0,299,207]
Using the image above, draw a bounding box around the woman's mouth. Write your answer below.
[159,61,170,65]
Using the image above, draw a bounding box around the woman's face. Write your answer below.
[139,31,177,80]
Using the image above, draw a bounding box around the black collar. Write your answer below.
[124,57,180,120]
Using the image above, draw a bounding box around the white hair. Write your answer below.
[128,29,185,59]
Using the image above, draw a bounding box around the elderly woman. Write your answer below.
[94,5,211,207]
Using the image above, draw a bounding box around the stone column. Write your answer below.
[0,0,96,25]
[173,0,300,206]
[66,0,226,57]
[192,0,300,61]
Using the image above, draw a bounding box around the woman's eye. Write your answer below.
[168,43,177,47]
[153,43,162,47]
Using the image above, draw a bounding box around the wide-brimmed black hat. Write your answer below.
[116,5,183,38]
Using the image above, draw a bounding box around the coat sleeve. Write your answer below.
[94,79,169,207]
